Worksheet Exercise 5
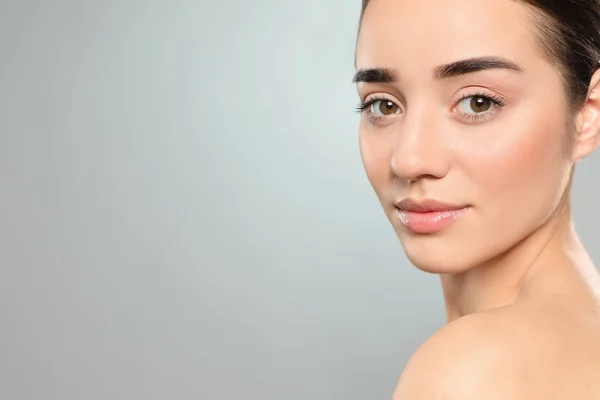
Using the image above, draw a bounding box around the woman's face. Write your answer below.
[355,0,576,273]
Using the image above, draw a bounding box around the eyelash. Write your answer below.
[454,91,507,122]
[356,91,508,124]
[355,96,397,125]
[355,96,388,114]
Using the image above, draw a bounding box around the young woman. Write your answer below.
[354,0,600,398]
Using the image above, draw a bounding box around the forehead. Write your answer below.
[356,0,538,71]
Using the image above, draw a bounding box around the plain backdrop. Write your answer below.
[1,1,599,399]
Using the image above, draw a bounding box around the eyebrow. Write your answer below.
[352,67,397,83]
[433,56,523,79]
[353,56,523,83]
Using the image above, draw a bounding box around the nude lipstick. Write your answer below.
[395,198,470,234]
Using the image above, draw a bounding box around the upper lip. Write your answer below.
[395,198,469,212]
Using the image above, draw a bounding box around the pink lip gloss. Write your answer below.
[397,207,469,234]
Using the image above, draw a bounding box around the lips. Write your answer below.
[395,198,470,234]
[396,198,467,213]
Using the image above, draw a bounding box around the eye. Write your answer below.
[357,98,402,117]
[457,95,493,113]
[356,97,402,125]
[452,91,508,123]
[370,99,401,116]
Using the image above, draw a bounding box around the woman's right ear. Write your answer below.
[572,68,600,162]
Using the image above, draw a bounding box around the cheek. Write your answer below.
[359,128,393,196]
[465,107,570,225]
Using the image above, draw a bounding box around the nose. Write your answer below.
[390,107,450,182]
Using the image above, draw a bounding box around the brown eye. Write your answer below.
[470,96,491,113]
[371,99,401,116]
[456,94,498,116]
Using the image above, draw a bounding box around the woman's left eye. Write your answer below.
[455,95,502,115]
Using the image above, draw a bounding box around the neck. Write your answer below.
[439,200,596,323]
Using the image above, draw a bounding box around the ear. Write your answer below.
[573,68,600,162]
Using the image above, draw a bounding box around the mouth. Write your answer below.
[395,198,471,234]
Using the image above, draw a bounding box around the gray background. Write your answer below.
[1,1,598,399]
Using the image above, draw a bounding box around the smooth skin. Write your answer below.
[355,0,600,398]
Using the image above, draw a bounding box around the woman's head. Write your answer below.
[355,0,600,273]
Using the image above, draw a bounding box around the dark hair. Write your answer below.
[359,0,600,110]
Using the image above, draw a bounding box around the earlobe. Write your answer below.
[573,68,600,162]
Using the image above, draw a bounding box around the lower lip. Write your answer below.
[397,207,470,234]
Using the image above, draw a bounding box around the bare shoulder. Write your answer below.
[392,311,527,400]
[392,306,600,399]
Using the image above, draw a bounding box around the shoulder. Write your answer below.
[392,311,543,400]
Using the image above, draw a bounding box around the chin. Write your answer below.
[404,250,471,274]
[397,233,479,275]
